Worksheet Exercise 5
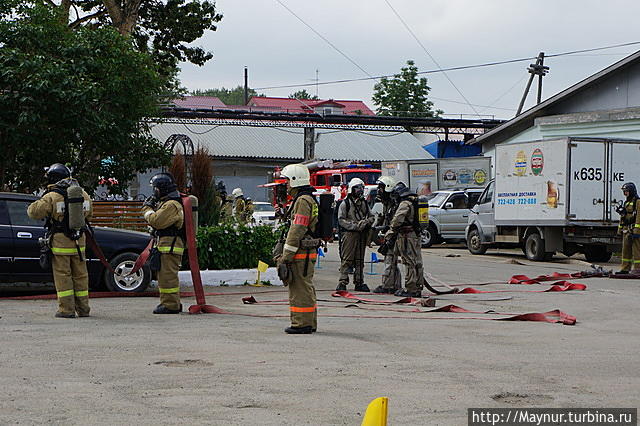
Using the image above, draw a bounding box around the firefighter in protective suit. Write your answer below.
[232,188,247,224]
[27,163,92,318]
[142,172,184,314]
[616,182,640,274]
[275,163,319,334]
[372,176,402,294]
[337,178,375,292]
[384,182,424,298]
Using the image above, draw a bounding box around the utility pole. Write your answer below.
[516,52,549,116]
[304,127,316,161]
[315,69,319,98]
[244,66,249,105]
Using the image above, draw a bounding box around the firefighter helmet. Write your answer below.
[281,163,311,188]
[376,176,396,193]
[348,177,365,192]
[621,182,637,198]
[232,188,243,198]
[391,182,412,199]
[44,163,71,184]
[149,172,177,198]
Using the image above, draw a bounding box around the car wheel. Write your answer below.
[467,228,487,255]
[583,245,612,263]
[421,224,438,248]
[103,252,151,292]
[524,233,553,261]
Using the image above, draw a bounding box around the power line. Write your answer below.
[274,0,373,78]
[254,41,640,90]
[383,0,481,117]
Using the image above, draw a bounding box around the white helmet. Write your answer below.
[376,176,396,193]
[232,188,243,197]
[348,177,365,192]
[281,163,310,188]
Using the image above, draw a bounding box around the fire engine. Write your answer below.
[260,159,381,210]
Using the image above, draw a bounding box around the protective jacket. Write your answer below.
[338,196,374,232]
[282,187,319,262]
[142,196,185,255]
[27,180,92,256]
[388,196,419,236]
[619,198,640,233]
[233,196,247,224]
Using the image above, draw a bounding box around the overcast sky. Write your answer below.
[178,0,640,120]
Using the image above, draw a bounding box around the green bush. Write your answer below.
[196,224,279,270]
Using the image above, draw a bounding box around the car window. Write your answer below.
[449,194,468,209]
[478,182,495,204]
[467,192,482,208]
[428,192,448,207]
[253,204,275,212]
[7,200,44,227]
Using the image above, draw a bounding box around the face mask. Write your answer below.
[352,186,364,198]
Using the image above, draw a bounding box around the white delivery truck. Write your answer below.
[381,157,491,195]
[466,137,640,261]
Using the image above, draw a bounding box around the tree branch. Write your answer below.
[69,9,107,29]
[102,0,124,33]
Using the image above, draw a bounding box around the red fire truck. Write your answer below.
[260,160,381,210]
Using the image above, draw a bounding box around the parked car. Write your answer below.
[0,192,152,292]
[251,201,277,226]
[421,188,484,247]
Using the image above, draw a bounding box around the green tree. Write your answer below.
[288,90,318,100]
[191,86,264,106]
[7,0,222,76]
[372,60,443,118]
[0,4,170,193]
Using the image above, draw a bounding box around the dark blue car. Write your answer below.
[0,192,152,292]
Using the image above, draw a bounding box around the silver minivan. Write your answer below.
[421,188,484,247]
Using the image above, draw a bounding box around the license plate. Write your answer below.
[591,237,613,243]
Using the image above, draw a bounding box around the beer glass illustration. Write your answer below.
[546,180,559,208]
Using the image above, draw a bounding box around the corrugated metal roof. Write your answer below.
[149,123,432,161]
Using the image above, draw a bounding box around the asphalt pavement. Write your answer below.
[0,243,638,425]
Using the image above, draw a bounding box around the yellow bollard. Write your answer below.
[361,397,388,426]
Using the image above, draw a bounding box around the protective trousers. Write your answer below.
[288,254,317,329]
[52,254,90,316]
[381,251,401,291]
[338,231,367,286]
[620,231,640,272]
[394,232,424,293]
[158,252,182,311]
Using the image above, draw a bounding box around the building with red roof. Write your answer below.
[247,96,375,115]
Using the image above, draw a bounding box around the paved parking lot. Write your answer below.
[0,243,638,425]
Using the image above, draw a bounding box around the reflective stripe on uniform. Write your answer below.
[57,289,74,298]
[634,260,640,264]
[622,258,633,262]
[75,290,89,297]
[290,305,317,313]
[158,246,184,255]
[635,224,640,228]
[159,287,180,294]
[284,244,298,253]
[51,247,85,254]
[293,253,318,260]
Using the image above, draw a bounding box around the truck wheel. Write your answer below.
[421,224,439,248]
[524,233,547,261]
[584,245,612,263]
[467,228,487,255]
[103,252,151,292]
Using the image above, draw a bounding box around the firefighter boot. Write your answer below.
[153,304,182,314]
[284,325,314,334]
[354,283,370,292]
[373,285,394,294]
[336,283,347,291]
[394,288,422,298]
[55,312,76,318]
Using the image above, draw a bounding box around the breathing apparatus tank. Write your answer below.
[417,195,429,226]
[315,193,335,240]
[66,184,86,240]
